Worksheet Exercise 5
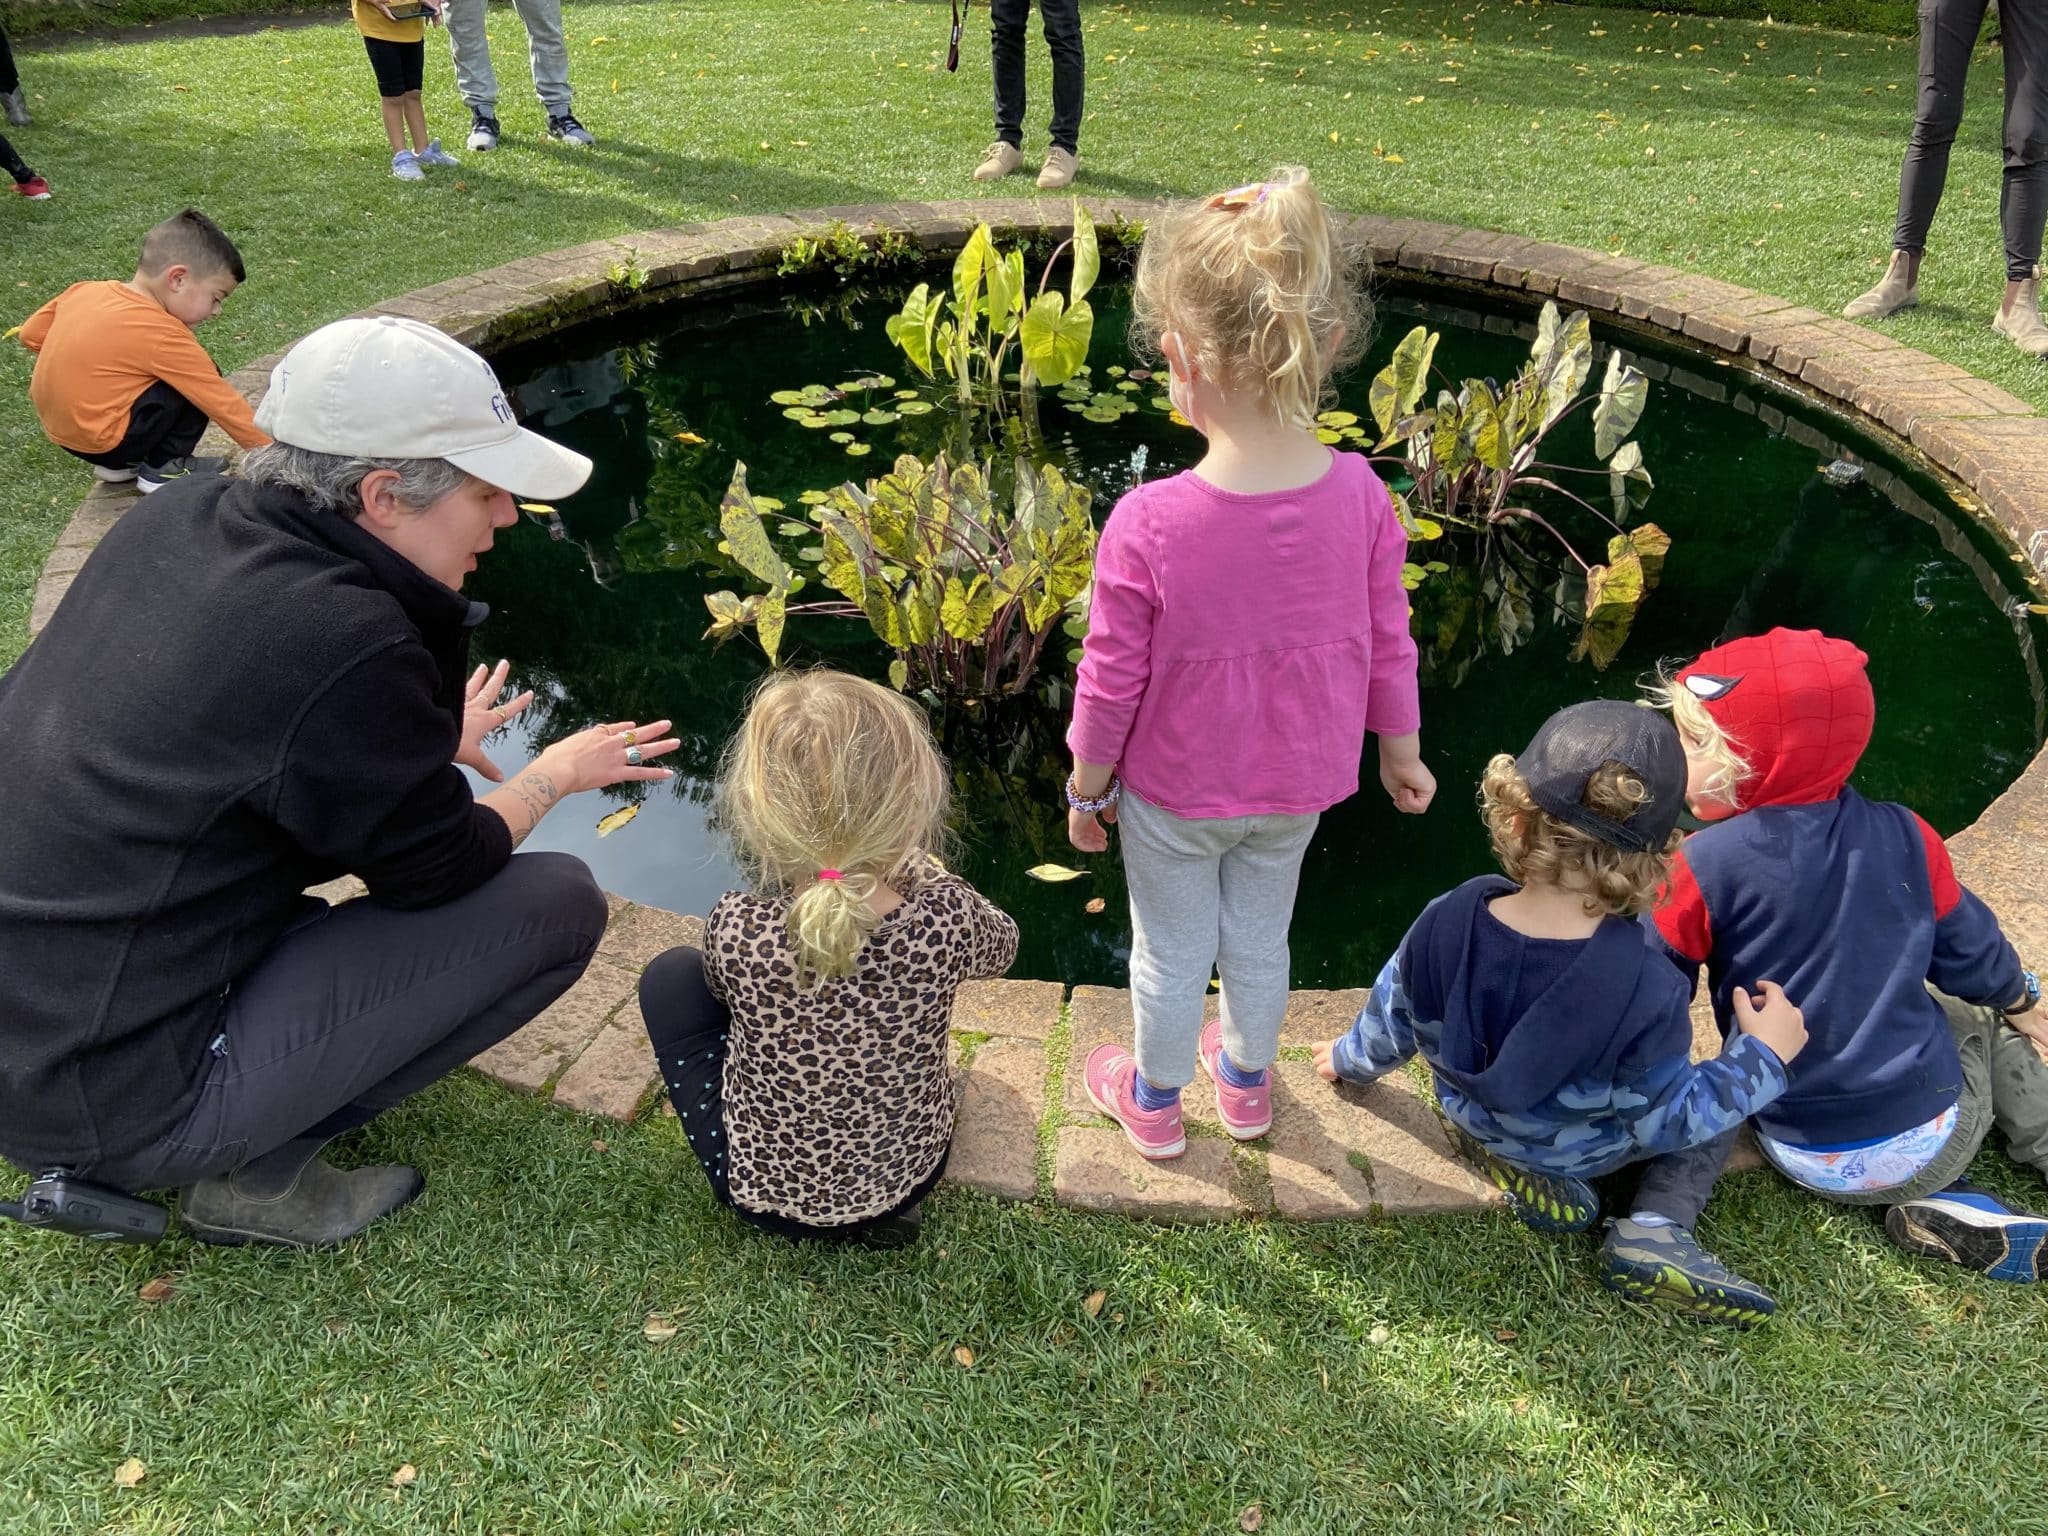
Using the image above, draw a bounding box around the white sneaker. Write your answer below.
[418,138,460,169]
[91,465,139,484]
[466,113,500,153]
[391,149,425,182]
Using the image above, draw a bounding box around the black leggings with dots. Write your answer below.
[637,946,947,1243]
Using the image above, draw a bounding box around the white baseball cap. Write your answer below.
[255,315,594,500]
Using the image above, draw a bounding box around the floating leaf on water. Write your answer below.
[642,1313,679,1343]
[1106,365,1127,378]
[829,432,855,444]
[1026,863,1088,883]
[390,1465,418,1489]
[672,430,706,444]
[862,409,899,426]
[1082,406,1124,423]
[845,442,872,456]
[1082,1288,1108,1316]
[894,388,920,400]
[113,1459,147,1490]
[1318,409,1360,428]
[1115,380,1140,393]
[596,805,640,837]
[1315,428,1343,445]
[1169,408,1193,428]
[798,489,832,505]
[769,389,809,406]
[896,400,936,415]
[1085,897,1106,914]
[820,408,861,426]
[518,502,556,514]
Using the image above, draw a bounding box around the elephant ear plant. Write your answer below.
[1370,300,1666,669]
[703,454,1097,700]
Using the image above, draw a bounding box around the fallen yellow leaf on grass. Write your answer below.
[596,805,640,837]
[1239,1505,1266,1533]
[952,1345,976,1368]
[1082,1289,1107,1318]
[1025,863,1087,883]
[643,1313,679,1343]
[113,1459,146,1489]
[390,1464,417,1488]
[2,325,21,341]
[138,1275,177,1303]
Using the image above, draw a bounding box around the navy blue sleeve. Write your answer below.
[1916,814,2025,1008]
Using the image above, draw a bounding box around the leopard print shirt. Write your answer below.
[704,870,1019,1225]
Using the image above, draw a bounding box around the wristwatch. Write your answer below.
[2005,969,2042,1016]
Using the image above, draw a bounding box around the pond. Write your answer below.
[467,273,2047,991]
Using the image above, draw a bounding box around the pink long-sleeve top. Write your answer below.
[1067,451,1422,819]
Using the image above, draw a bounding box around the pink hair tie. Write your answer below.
[816,869,844,882]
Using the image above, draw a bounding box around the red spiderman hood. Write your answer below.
[1676,628,1874,810]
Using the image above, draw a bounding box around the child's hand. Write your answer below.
[1313,1040,1342,1082]
[1068,805,1112,853]
[2006,1004,2048,1066]
[1378,736,1436,816]
[1733,980,1807,1064]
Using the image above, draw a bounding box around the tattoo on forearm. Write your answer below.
[506,770,560,849]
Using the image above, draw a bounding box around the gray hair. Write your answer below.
[240,442,474,517]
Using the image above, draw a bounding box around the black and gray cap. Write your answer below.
[1514,699,1685,852]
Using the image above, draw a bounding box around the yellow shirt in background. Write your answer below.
[352,1,425,44]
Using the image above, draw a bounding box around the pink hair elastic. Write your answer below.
[816,869,844,881]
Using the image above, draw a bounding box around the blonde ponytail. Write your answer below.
[715,670,952,988]
[1131,165,1371,428]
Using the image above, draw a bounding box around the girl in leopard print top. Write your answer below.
[637,670,1018,1244]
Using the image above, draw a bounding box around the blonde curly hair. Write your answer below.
[716,669,952,988]
[1480,755,1680,918]
[1130,165,1372,429]
[1644,671,1752,813]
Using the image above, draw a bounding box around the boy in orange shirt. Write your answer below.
[19,208,269,494]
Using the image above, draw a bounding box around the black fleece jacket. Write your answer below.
[0,475,513,1170]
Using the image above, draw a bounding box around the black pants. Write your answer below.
[991,0,1084,153]
[66,381,208,474]
[638,946,948,1242]
[1,23,19,97]
[1609,1126,1739,1230]
[363,36,426,99]
[86,852,608,1191]
[1,131,29,186]
[1894,0,2048,280]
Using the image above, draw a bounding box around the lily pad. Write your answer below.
[861,408,899,426]
[896,400,936,416]
[829,431,855,444]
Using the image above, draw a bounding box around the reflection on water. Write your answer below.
[468,282,2045,990]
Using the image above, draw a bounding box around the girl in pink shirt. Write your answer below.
[1067,167,1434,1159]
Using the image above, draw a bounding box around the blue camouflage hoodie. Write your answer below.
[1332,875,1790,1177]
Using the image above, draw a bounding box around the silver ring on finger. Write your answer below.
[624,746,644,767]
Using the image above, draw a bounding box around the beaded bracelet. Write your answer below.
[1065,772,1122,814]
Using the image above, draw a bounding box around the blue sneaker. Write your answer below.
[391,149,425,182]
[1453,1129,1600,1233]
[418,138,460,169]
[1601,1218,1777,1327]
[1885,1181,2048,1282]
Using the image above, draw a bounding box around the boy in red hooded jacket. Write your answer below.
[1624,628,2048,1303]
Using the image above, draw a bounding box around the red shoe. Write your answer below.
[1197,1019,1273,1139]
[1083,1045,1185,1160]
[14,176,50,200]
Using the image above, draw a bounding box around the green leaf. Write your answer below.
[1607,439,1655,520]
[718,464,791,587]
[984,237,1020,337]
[888,658,909,691]
[940,574,998,641]
[1069,201,1100,304]
[1593,349,1649,459]
[1368,326,1438,437]
[953,225,994,323]
[702,589,755,643]
[861,408,899,426]
[754,589,786,664]
[896,400,936,416]
[885,283,939,378]
[1020,293,1094,386]
[1613,522,1671,592]
[1318,410,1360,428]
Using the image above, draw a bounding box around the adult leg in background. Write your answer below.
[1894,0,1990,261]
[989,0,1029,148]
[1038,0,1085,153]
[441,0,500,120]
[1997,0,2048,280]
[92,852,607,1245]
[510,0,573,118]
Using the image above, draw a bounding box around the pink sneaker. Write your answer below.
[1197,1020,1272,1139]
[1083,1045,1186,1160]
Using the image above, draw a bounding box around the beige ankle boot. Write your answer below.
[1993,272,2048,358]
[1843,252,1919,320]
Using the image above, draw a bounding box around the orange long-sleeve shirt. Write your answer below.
[19,281,269,454]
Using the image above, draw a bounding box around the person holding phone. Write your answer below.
[354,0,460,182]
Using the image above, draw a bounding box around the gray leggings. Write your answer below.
[1119,790,1319,1090]
[1893,0,2048,281]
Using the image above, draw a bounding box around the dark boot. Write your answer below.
[180,1137,424,1248]
[855,1200,924,1249]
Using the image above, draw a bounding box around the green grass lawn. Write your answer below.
[7,4,2048,1531]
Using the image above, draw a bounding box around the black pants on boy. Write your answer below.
[990,0,1084,154]
[1614,1126,1739,1229]
[1893,0,2048,281]
[67,381,208,474]
[638,946,948,1242]
[0,130,30,185]
[84,853,608,1192]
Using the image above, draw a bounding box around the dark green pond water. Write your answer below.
[470,277,2047,990]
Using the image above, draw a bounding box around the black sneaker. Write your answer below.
[854,1201,924,1249]
[137,455,226,494]
[547,112,595,147]
[466,112,500,153]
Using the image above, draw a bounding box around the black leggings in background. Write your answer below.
[1,132,30,186]
[638,946,948,1243]
[1,23,19,97]
[1893,0,2048,281]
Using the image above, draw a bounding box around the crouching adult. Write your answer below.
[0,316,679,1247]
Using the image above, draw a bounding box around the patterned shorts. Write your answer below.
[1759,1104,1960,1194]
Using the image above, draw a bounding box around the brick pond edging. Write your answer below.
[30,203,2048,1223]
